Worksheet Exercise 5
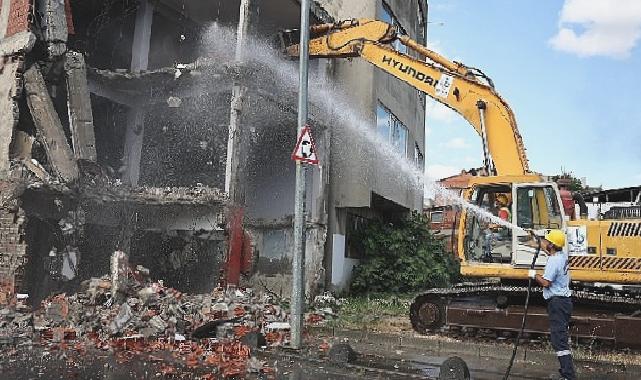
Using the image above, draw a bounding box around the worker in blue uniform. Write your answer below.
[529,229,576,380]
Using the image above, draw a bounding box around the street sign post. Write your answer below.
[291,0,311,350]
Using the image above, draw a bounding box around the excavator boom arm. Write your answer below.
[287,19,529,176]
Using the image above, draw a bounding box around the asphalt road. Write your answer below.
[1,334,639,380]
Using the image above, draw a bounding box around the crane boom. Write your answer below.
[287,19,530,176]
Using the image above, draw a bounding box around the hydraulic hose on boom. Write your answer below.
[286,19,530,176]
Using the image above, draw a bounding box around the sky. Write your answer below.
[424,0,641,189]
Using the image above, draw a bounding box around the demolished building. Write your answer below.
[0,0,427,302]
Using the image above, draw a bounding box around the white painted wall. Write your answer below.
[585,202,636,220]
[330,234,359,291]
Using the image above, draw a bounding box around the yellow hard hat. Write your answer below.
[496,194,509,206]
[544,229,566,248]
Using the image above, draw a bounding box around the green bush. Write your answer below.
[350,211,459,294]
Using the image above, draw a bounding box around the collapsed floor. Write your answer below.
[0,0,332,308]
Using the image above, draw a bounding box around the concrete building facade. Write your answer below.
[319,1,427,290]
[0,0,427,301]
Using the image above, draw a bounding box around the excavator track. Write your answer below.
[410,282,641,348]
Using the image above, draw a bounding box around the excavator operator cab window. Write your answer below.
[515,186,563,230]
[512,184,565,267]
[464,186,514,264]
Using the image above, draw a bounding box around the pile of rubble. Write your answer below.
[0,259,296,378]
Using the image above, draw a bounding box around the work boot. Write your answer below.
[558,355,576,380]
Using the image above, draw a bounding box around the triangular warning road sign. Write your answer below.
[292,125,319,165]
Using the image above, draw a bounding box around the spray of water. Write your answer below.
[197,24,525,233]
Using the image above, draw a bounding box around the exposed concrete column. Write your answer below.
[130,1,153,72]
[0,59,19,179]
[24,65,78,182]
[36,0,68,57]
[123,0,153,186]
[65,51,97,161]
[224,0,252,286]
[224,0,251,203]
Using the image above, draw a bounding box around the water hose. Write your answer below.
[503,234,542,380]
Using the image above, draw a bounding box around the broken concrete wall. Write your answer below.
[131,231,224,293]
[244,225,294,298]
[245,223,326,299]
[314,0,373,21]
[2,0,338,302]
[24,65,79,182]
[0,58,20,178]
[305,225,327,297]
[0,207,27,295]
[15,184,227,303]
[20,214,68,305]
[1,0,36,178]
[64,50,96,161]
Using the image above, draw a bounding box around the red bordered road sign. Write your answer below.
[291,125,319,165]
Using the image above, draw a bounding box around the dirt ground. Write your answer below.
[2,329,640,380]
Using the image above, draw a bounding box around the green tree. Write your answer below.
[349,212,459,294]
[553,171,584,192]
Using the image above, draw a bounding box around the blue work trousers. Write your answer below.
[548,296,576,380]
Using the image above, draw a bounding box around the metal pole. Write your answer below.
[291,0,311,350]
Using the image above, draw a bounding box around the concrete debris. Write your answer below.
[0,58,22,178]
[303,292,344,326]
[0,262,303,378]
[111,303,133,333]
[110,250,129,298]
[213,302,230,312]
[0,32,36,56]
[24,65,79,183]
[60,246,78,280]
[64,51,97,161]
[265,322,290,330]
[166,96,182,108]
[81,185,228,206]
[313,292,344,307]
[328,342,357,364]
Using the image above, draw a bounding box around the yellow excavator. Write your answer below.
[287,19,641,345]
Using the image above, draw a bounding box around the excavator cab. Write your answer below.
[512,182,565,266]
[461,180,566,274]
[463,185,514,264]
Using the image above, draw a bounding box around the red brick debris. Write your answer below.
[0,262,326,379]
